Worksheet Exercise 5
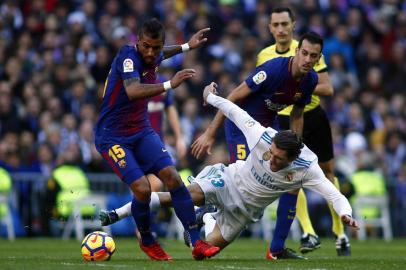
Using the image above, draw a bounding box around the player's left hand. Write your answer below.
[188,28,211,49]
[175,137,187,160]
[341,215,360,230]
[203,82,218,106]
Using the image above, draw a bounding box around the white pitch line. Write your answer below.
[60,262,127,268]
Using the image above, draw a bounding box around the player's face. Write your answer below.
[137,34,164,66]
[269,12,294,45]
[269,143,291,172]
[295,39,321,74]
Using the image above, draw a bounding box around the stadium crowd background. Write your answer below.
[0,0,405,237]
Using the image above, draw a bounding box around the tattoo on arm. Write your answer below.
[163,45,182,59]
[124,77,140,88]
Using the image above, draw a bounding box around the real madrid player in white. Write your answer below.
[100,82,359,252]
[139,82,359,253]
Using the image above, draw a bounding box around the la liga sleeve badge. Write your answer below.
[123,58,134,72]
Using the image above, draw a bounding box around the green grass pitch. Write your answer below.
[0,238,405,270]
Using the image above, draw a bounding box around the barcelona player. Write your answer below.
[257,7,350,256]
[191,31,323,259]
[99,77,187,240]
[94,18,219,261]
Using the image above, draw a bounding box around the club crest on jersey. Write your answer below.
[285,172,294,181]
[262,151,271,161]
[118,159,127,168]
[123,58,134,72]
[245,119,256,128]
[252,71,267,85]
[293,92,302,101]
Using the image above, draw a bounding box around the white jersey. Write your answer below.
[207,93,352,221]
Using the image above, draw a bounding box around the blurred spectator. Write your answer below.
[328,52,360,92]
[324,24,357,74]
[0,82,21,137]
[180,97,203,147]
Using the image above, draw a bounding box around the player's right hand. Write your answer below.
[191,131,215,159]
[203,82,218,106]
[171,69,196,88]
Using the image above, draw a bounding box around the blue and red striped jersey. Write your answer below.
[95,45,164,137]
[242,56,317,127]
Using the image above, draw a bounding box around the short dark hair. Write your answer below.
[270,7,295,22]
[298,31,324,51]
[138,18,165,42]
[273,130,304,159]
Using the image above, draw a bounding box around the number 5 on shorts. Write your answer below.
[237,144,246,160]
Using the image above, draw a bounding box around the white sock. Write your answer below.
[115,201,132,219]
[150,192,161,211]
[203,213,216,238]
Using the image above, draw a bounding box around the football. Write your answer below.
[81,231,116,261]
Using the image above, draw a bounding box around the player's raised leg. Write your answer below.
[157,166,220,260]
[99,174,163,226]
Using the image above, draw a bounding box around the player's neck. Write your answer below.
[290,56,302,80]
[275,40,291,54]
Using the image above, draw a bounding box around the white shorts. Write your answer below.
[192,164,253,242]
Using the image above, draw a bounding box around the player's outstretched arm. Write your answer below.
[191,81,252,159]
[124,69,196,100]
[304,164,360,230]
[341,215,359,230]
[163,28,210,59]
[201,82,266,150]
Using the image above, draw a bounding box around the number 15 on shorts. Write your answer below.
[108,144,126,162]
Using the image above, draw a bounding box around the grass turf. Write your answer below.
[0,237,405,270]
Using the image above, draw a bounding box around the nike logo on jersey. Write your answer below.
[162,148,167,152]
[142,71,148,76]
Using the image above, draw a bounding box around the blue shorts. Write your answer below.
[95,128,173,185]
[224,119,250,163]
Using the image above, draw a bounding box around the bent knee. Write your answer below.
[158,166,183,189]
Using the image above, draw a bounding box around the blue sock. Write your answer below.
[170,184,200,246]
[270,193,298,253]
[131,197,154,246]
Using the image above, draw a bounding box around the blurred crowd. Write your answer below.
[0,0,406,236]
